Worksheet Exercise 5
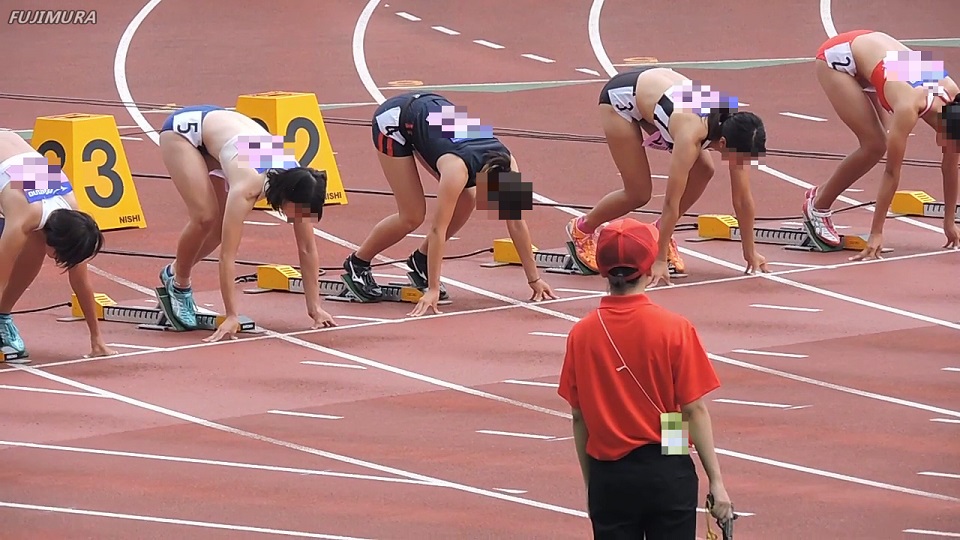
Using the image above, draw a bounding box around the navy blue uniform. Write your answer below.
[371,92,509,188]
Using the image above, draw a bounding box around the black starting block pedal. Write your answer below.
[2,344,29,363]
[245,265,450,306]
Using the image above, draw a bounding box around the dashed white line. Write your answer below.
[931,418,960,424]
[941,367,960,372]
[0,384,105,398]
[476,430,556,440]
[432,25,460,35]
[395,11,420,21]
[268,410,343,420]
[918,472,960,480]
[528,331,568,338]
[713,398,800,409]
[503,379,560,388]
[494,488,529,494]
[749,303,822,313]
[474,39,505,49]
[904,530,960,538]
[301,361,367,370]
[107,343,163,351]
[780,112,828,122]
[730,349,809,359]
[522,53,555,64]
[576,68,601,76]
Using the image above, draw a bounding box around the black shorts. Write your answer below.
[588,443,699,539]
[371,93,418,158]
[598,67,655,106]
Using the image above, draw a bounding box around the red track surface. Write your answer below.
[2,1,959,538]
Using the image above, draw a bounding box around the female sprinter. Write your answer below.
[344,92,557,316]
[567,67,770,286]
[157,106,336,342]
[803,30,960,259]
[0,130,113,362]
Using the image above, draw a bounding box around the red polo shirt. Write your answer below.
[558,293,720,461]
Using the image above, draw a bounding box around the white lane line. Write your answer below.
[0,440,433,486]
[764,262,824,269]
[522,53,555,63]
[474,39,505,49]
[243,220,281,226]
[503,379,559,388]
[845,188,864,193]
[395,11,420,21]
[730,349,809,359]
[0,501,368,540]
[820,0,837,37]
[713,398,797,409]
[432,25,459,35]
[476,430,556,440]
[931,418,960,424]
[335,315,390,323]
[495,488,528,494]
[749,303,822,313]
[576,68,601,76]
[300,361,367,370]
[903,530,960,538]
[407,233,458,240]
[918,472,960,480]
[528,331,568,338]
[107,343,163,351]
[780,112,828,122]
[0,384,104,398]
[555,287,604,295]
[267,410,343,420]
[941,367,960,372]
[119,135,142,141]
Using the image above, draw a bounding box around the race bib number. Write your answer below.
[824,43,856,76]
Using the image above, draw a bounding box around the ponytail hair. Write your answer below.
[606,267,641,294]
[708,110,767,158]
[480,150,512,173]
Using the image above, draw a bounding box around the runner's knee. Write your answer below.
[860,137,887,161]
[398,210,426,232]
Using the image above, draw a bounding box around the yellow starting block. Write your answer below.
[243,264,451,305]
[482,238,598,275]
[58,290,260,333]
[890,190,960,222]
[690,214,892,253]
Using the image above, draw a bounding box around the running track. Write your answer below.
[1,1,959,538]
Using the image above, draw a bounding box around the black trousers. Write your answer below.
[587,443,699,539]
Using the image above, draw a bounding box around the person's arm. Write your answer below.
[571,407,590,488]
[871,107,917,235]
[505,219,540,282]
[212,188,253,331]
[941,144,959,227]
[729,160,768,273]
[654,130,701,283]
[292,217,324,318]
[425,160,468,293]
[67,261,114,356]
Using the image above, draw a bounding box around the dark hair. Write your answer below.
[943,94,960,141]
[606,267,641,294]
[480,150,512,174]
[264,167,328,219]
[43,209,104,270]
[707,110,767,157]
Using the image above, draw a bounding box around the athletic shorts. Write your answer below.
[371,93,418,158]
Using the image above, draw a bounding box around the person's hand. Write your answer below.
[308,307,337,329]
[849,233,883,261]
[743,250,770,275]
[528,278,558,302]
[86,339,117,358]
[408,288,442,317]
[943,220,960,249]
[708,482,734,522]
[649,260,673,287]
[204,315,240,342]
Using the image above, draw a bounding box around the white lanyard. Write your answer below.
[596,311,666,416]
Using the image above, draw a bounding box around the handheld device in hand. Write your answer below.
[705,493,737,540]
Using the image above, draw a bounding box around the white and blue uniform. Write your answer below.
[160,105,227,178]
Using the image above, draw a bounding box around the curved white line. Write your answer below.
[114,0,164,145]
[353,0,386,105]
[588,0,618,77]
[819,0,837,37]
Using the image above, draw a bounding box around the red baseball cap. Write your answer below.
[595,218,660,281]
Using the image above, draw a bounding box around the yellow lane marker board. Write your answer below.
[31,113,147,231]
[58,292,259,333]
[691,214,892,253]
[890,190,960,222]
[243,264,451,305]
[234,91,348,209]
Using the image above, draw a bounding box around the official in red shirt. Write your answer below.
[558,218,734,539]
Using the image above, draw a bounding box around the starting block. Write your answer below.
[890,190,960,222]
[690,214,892,253]
[58,290,260,333]
[482,238,598,276]
[243,264,451,305]
[2,345,28,363]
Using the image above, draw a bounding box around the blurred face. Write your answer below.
[715,137,759,167]
[280,201,319,222]
[935,114,960,152]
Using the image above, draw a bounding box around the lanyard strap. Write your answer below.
[596,311,665,416]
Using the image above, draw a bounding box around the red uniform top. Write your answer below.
[558,293,721,461]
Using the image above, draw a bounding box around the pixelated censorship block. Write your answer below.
[234,92,347,209]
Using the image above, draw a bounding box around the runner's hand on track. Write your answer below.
[942,221,960,249]
[408,288,442,317]
[309,308,337,329]
[528,278,558,302]
[849,233,883,261]
[204,316,240,342]
[649,260,673,287]
[743,251,770,275]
